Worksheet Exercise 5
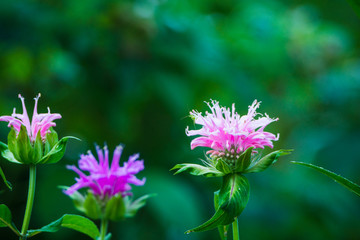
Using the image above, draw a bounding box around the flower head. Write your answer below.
[0,94,61,142]
[186,100,279,160]
[65,144,145,198]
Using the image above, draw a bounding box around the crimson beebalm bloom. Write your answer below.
[0,94,61,142]
[187,99,279,160]
[65,144,145,198]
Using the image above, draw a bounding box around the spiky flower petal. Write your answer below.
[65,144,145,198]
[0,94,61,142]
[186,100,279,159]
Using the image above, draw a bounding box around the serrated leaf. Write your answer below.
[0,141,21,164]
[186,174,250,233]
[105,194,125,221]
[124,194,155,218]
[244,149,292,173]
[234,147,253,173]
[38,136,79,164]
[27,214,100,239]
[171,163,224,177]
[0,204,20,236]
[292,161,360,197]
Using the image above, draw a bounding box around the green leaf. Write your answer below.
[105,194,125,221]
[186,174,250,233]
[83,192,102,220]
[234,147,253,173]
[8,126,35,164]
[0,141,21,164]
[244,149,292,173]
[0,204,20,236]
[215,160,232,175]
[214,191,229,240]
[44,128,59,155]
[38,136,80,164]
[171,163,224,177]
[291,161,360,197]
[346,0,360,18]
[62,215,100,239]
[0,204,12,228]
[27,214,100,239]
[124,194,155,218]
[32,131,43,163]
[13,125,34,164]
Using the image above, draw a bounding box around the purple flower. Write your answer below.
[65,144,146,198]
[0,94,61,142]
[186,100,279,159]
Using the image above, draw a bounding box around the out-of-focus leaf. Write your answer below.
[105,194,125,221]
[0,204,20,236]
[83,192,102,220]
[124,194,155,218]
[292,161,360,197]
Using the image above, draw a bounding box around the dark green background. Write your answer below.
[0,0,360,239]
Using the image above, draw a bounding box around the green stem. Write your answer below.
[20,165,36,239]
[232,217,240,240]
[99,218,108,240]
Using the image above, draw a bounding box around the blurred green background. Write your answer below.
[0,0,360,239]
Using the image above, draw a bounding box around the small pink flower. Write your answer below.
[65,144,145,198]
[0,94,61,142]
[186,100,279,158]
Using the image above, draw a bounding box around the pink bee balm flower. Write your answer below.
[0,94,61,142]
[186,100,279,159]
[65,145,146,198]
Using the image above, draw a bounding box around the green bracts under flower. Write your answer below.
[68,190,154,221]
[172,148,293,176]
[0,127,78,165]
[172,148,292,234]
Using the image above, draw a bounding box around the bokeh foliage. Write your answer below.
[0,0,360,239]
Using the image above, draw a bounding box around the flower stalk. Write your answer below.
[99,218,108,240]
[232,217,239,240]
[20,164,36,239]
